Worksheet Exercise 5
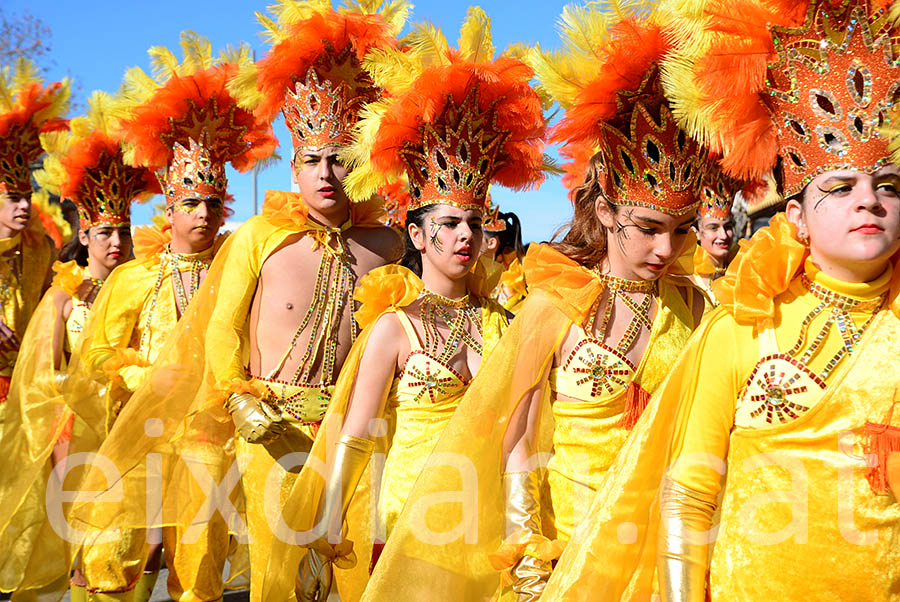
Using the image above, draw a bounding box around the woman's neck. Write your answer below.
[808,248,892,284]
[88,260,112,281]
[420,263,468,299]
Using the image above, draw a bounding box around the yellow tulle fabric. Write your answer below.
[0,260,99,598]
[0,223,55,377]
[312,243,695,601]
[258,260,509,602]
[494,250,528,313]
[539,224,900,601]
[64,191,387,551]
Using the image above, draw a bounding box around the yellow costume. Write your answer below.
[495,249,528,314]
[540,1,900,599]
[64,35,276,601]
[0,222,54,388]
[0,262,93,600]
[0,58,69,395]
[260,260,511,601]
[688,245,726,309]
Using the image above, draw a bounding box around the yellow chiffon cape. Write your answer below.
[64,193,387,549]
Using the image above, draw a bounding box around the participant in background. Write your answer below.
[65,33,276,602]
[482,197,529,313]
[0,59,69,402]
[690,191,736,307]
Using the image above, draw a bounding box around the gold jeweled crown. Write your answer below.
[161,137,227,205]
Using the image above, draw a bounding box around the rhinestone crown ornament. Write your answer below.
[162,137,227,205]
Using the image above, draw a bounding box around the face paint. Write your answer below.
[429,217,445,253]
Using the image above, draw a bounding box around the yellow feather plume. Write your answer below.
[179,30,215,75]
[147,45,181,83]
[341,0,412,35]
[458,6,494,63]
[404,22,451,66]
[340,100,393,201]
[362,47,421,95]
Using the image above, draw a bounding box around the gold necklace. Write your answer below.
[419,290,483,362]
[787,274,885,381]
[587,272,658,354]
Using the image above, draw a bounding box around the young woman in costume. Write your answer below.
[0,91,157,602]
[352,5,733,601]
[538,1,900,600]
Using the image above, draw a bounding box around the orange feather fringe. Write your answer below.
[370,54,545,191]
[253,10,396,123]
[60,132,160,205]
[123,64,277,172]
[690,0,810,179]
[551,18,670,149]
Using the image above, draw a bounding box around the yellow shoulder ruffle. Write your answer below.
[353,265,423,330]
[712,212,807,325]
[261,190,310,229]
[51,260,84,296]
[523,243,602,325]
[466,256,503,299]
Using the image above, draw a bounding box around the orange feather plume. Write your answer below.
[122,63,277,172]
[687,0,810,180]
[550,18,670,149]
[370,54,545,192]
[60,132,160,205]
[253,10,396,123]
[0,82,69,139]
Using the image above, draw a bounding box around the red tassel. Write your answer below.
[864,421,900,495]
[369,540,385,575]
[618,382,651,430]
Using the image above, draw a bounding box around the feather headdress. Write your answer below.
[117,31,277,207]
[0,58,70,198]
[228,0,407,151]
[662,0,900,196]
[35,91,159,229]
[343,6,547,212]
[530,0,734,215]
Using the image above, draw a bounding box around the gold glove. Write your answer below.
[657,476,718,602]
[503,470,550,602]
[297,433,374,602]
[226,392,286,444]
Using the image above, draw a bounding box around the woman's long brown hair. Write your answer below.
[550,152,614,269]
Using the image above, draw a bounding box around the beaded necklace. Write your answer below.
[419,290,483,363]
[788,274,885,381]
[270,230,357,387]
[586,272,658,355]
[138,244,212,358]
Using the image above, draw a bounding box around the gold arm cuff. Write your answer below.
[657,476,718,602]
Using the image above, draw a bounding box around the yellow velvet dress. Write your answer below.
[335,242,701,602]
[68,230,229,601]
[0,260,91,600]
[539,214,900,602]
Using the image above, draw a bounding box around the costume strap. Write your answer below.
[394,309,423,352]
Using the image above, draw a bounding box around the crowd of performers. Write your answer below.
[1,0,899,600]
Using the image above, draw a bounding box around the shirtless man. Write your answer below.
[209,10,402,598]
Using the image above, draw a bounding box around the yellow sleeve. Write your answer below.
[79,262,148,377]
[666,309,747,497]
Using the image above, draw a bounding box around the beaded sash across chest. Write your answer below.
[557,274,657,400]
[735,275,885,428]
[396,291,483,405]
[267,228,357,391]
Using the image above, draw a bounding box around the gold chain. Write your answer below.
[585,272,657,354]
[419,290,483,362]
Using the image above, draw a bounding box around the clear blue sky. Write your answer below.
[8,1,573,244]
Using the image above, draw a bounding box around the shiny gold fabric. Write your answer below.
[337,243,699,601]
[259,261,510,602]
[64,193,387,598]
[0,221,55,378]
[540,221,900,601]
